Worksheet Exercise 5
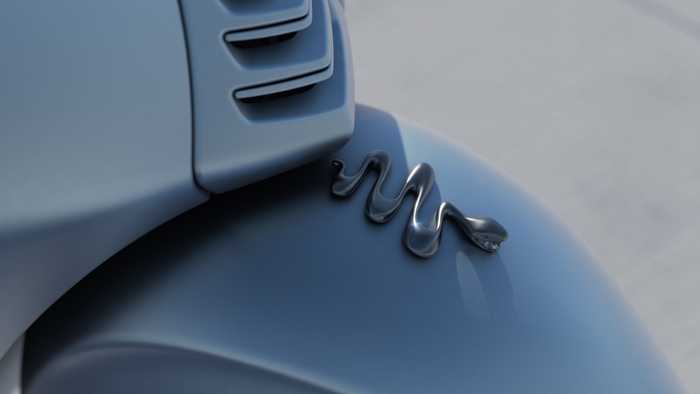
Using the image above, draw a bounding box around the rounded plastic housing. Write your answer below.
[23,106,681,393]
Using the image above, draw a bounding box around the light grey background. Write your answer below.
[347,0,700,392]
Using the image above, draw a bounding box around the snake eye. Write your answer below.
[471,234,502,253]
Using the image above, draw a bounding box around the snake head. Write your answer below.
[465,216,508,252]
[330,159,345,173]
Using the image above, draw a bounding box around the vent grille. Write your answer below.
[228,0,333,102]
[234,65,331,102]
[179,0,354,193]
[223,0,312,44]
[220,0,310,32]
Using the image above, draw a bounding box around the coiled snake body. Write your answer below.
[331,151,508,258]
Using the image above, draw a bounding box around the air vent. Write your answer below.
[179,0,354,193]
[220,0,310,32]
[229,32,298,49]
[228,0,332,84]
[223,0,312,45]
[234,65,331,102]
[229,0,333,104]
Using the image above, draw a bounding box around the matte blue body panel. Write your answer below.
[23,106,681,393]
[0,0,208,358]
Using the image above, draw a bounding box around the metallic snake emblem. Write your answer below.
[331,151,508,258]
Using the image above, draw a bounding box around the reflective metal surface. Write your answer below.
[332,151,507,257]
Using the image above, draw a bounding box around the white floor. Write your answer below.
[347,0,700,391]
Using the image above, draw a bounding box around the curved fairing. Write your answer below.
[0,0,208,357]
[0,0,353,359]
[23,106,682,393]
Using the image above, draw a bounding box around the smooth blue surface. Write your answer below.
[24,106,681,393]
[0,0,208,358]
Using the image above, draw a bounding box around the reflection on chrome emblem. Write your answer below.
[331,150,508,258]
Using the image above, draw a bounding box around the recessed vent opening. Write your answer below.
[225,0,335,119]
[225,0,329,71]
[235,12,349,122]
[230,32,298,49]
[238,84,316,104]
[234,64,332,99]
[223,0,312,46]
[220,0,311,31]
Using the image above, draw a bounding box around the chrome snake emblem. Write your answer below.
[331,151,508,258]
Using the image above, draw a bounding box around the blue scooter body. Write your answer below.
[21,106,682,393]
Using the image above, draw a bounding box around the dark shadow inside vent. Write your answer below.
[238,84,315,104]
[230,32,298,49]
[234,2,349,122]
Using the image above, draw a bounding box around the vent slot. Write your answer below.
[235,4,351,123]
[238,84,315,104]
[224,3,312,45]
[234,64,332,102]
[220,0,310,31]
[226,0,332,86]
[229,32,298,49]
